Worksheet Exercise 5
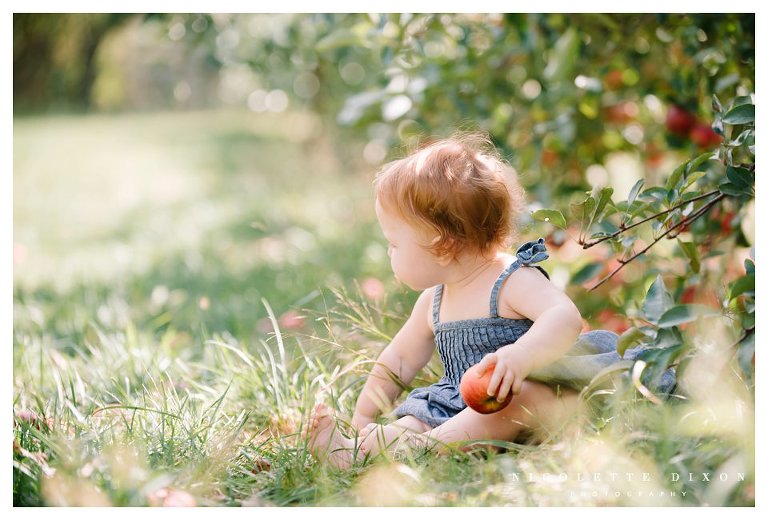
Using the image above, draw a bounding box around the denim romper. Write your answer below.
[393,238,676,428]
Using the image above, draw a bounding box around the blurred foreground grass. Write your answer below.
[13,110,754,506]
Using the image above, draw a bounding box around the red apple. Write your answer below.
[603,69,624,91]
[720,211,736,234]
[460,362,513,414]
[541,148,558,167]
[689,123,722,149]
[665,104,697,136]
[596,309,630,334]
[680,286,697,305]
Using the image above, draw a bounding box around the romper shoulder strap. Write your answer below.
[489,238,550,317]
[432,284,444,325]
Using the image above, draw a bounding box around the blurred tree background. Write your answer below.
[14,13,755,506]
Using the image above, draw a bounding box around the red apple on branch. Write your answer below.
[689,123,722,149]
[665,104,697,136]
[460,362,513,414]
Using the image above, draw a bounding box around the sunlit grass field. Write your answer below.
[13,110,754,506]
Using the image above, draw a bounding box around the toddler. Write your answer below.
[305,133,674,469]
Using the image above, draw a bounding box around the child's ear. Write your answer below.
[430,235,454,266]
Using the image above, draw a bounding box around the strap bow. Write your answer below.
[515,237,549,265]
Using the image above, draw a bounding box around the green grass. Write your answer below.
[13,110,755,506]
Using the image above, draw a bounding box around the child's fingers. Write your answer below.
[476,352,498,376]
[496,373,514,402]
[486,363,505,397]
[511,377,524,396]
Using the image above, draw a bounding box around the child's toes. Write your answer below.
[313,403,330,418]
[359,423,377,438]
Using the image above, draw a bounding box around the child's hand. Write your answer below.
[475,346,532,403]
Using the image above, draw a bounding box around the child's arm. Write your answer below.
[477,266,583,402]
[351,288,436,429]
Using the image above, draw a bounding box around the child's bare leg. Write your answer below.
[305,406,430,468]
[306,381,576,467]
[425,380,579,446]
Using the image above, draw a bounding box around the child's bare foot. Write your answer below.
[305,404,358,469]
[358,423,377,439]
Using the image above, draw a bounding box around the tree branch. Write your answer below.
[580,189,722,249]
[588,193,727,291]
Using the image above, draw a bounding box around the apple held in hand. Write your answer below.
[460,362,513,414]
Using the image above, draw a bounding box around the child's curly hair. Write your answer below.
[374,132,525,260]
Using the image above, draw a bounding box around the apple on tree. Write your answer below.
[460,362,514,414]
[665,104,698,137]
[689,123,722,149]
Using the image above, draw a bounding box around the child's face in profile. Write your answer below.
[375,197,445,291]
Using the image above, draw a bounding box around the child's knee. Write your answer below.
[510,380,579,428]
[514,380,555,407]
[503,380,563,417]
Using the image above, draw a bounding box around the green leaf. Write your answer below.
[745,258,755,276]
[683,171,706,190]
[658,304,720,327]
[712,93,723,114]
[617,327,650,357]
[737,332,755,379]
[590,186,614,227]
[732,95,754,108]
[625,200,650,221]
[571,196,596,236]
[584,360,635,392]
[654,327,683,349]
[719,180,752,197]
[543,28,580,82]
[686,151,717,174]
[742,309,755,329]
[635,343,686,388]
[642,275,673,325]
[713,116,724,137]
[730,128,754,146]
[627,179,644,207]
[570,262,603,285]
[666,161,687,192]
[722,103,755,125]
[582,197,596,220]
[729,274,755,300]
[677,240,700,273]
[715,73,740,92]
[726,166,753,190]
[531,209,567,229]
[641,187,669,202]
[681,190,704,202]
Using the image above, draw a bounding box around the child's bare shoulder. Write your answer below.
[399,286,437,335]
[412,286,437,330]
[502,264,574,319]
[508,263,550,285]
